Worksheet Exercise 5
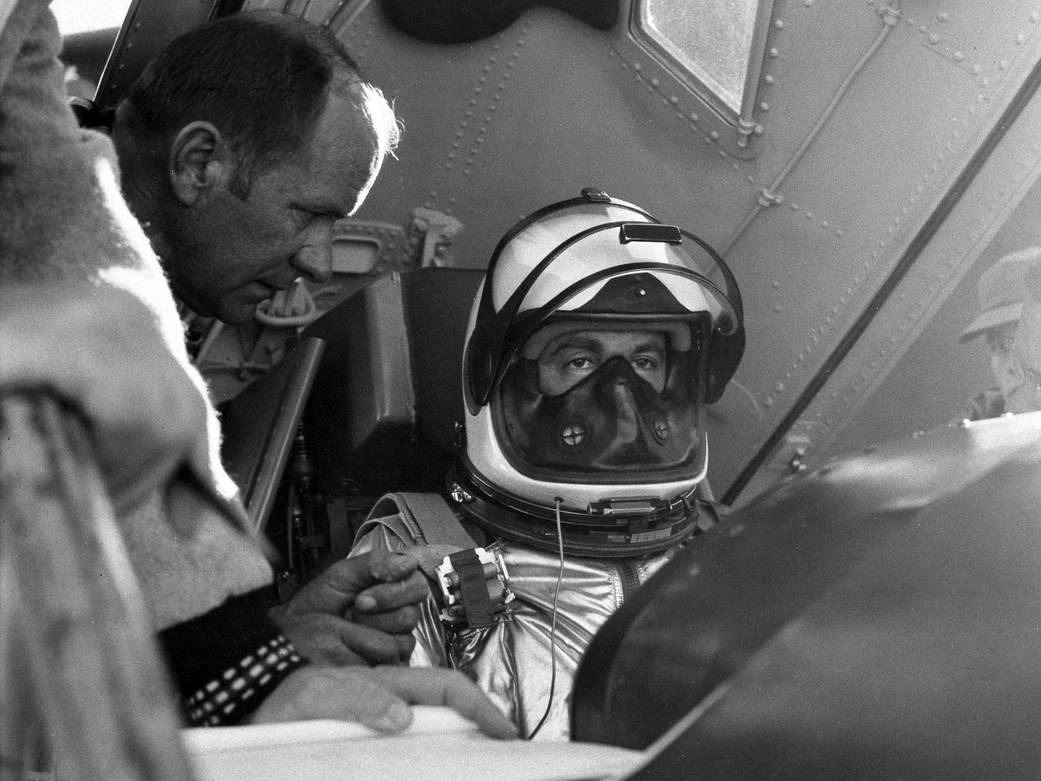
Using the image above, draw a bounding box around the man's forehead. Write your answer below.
[279,87,380,208]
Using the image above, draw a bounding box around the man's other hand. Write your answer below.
[249,666,517,739]
[271,551,428,665]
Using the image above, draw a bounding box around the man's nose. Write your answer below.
[612,383,639,443]
[291,237,333,284]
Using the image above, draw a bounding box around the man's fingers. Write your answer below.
[369,667,518,739]
[343,622,411,665]
[352,574,428,615]
[351,603,421,635]
[333,551,420,592]
[273,612,399,665]
[282,559,372,616]
[252,667,516,738]
[286,553,421,617]
[249,667,413,732]
[334,620,414,664]
[367,550,423,581]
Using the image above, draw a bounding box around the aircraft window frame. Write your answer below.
[616,0,777,159]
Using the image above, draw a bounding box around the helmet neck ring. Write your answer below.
[447,457,700,558]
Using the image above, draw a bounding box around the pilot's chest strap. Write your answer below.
[358,492,474,574]
[357,492,513,628]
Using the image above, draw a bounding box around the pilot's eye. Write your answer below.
[632,355,661,372]
[566,356,596,371]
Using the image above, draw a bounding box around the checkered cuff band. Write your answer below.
[185,634,304,726]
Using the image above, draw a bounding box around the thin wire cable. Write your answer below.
[719,3,899,256]
[527,497,566,739]
[726,378,763,421]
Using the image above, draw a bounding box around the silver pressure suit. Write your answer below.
[350,499,674,740]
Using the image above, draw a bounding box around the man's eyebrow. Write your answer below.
[633,340,666,354]
[545,336,603,356]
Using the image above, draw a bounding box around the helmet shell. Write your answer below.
[455,189,744,554]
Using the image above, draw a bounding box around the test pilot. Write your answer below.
[351,188,745,739]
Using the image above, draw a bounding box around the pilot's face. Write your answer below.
[536,329,668,396]
[171,85,382,323]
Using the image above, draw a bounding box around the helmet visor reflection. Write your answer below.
[495,318,709,486]
[494,223,735,326]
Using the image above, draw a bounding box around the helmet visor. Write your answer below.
[468,219,743,409]
[494,222,737,328]
[495,317,709,486]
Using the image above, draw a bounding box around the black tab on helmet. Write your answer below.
[619,223,683,245]
[581,187,613,202]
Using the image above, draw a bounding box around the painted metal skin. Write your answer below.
[352,520,672,740]
[572,411,1041,777]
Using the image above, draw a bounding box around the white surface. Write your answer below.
[50,0,131,35]
[185,706,645,781]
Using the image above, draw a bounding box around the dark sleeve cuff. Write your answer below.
[158,587,308,726]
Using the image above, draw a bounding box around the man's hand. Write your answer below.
[271,551,429,666]
[249,666,517,739]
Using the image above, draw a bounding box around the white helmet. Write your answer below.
[449,189,744,557]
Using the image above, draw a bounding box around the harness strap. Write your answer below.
[364,492,475,546]
[356,492,512,627]
[356,492,475,580]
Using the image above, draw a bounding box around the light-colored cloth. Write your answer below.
[0,0,272,631]
[1,4,309,746]
[185,709,646,780]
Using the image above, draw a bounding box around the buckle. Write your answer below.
[435,547,515,628]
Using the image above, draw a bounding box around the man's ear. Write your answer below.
[168,121,234,206]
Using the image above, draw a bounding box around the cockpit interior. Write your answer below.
[3,0,1040,777]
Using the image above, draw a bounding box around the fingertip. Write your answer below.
[365,700,413,733]
[481,710,519,740]
[494,722,520,740]
[386,551,420,578]
[396,634,416,659]
[441,673,518,740]
[355,594,378,612]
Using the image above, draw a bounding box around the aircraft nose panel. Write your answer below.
[572,412,1041,778]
